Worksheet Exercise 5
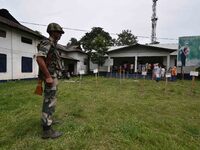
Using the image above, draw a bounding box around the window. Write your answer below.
[21,37,32,44]
[0,29,6,38]
[0,53,7,72]
[84,58,88,65]
[21,57,32,72]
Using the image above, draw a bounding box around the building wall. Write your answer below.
[107,47,172,70]
[0,24,40,80]
[0,25,12,80]
[163,55,177,69]
[90,58,113,72]
[90,61,98,71]
[62,52,88,75]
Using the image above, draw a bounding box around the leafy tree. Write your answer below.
[111,38,117,46]
[116,30,137,46]
[80,27,113,69]
[67,37,80,46]
[90,35,109,66]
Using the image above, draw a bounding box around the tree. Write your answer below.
[67,37,80,46]
[111,38,117,46]
[80,27,113,70]
[116,30,137,46]
[90,35,109,66]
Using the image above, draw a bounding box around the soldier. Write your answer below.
[36,23,64,139]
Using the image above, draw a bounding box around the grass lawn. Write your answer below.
[0,76,200,150]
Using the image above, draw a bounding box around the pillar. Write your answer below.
[134,56,138,72]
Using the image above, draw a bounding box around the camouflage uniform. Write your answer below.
[37,37,62,127]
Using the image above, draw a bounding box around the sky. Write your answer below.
[1,0,200,45]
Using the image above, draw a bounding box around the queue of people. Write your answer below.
[110,63,177,81]
[152,64,177,82]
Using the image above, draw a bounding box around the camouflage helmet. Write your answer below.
[47,23,64,34]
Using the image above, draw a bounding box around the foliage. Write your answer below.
[0,78,200,150]
[115,30,138,46]
[67,37,80,46]
[80,27,113,66]
[111,38,117,46]
[90,35,109,66]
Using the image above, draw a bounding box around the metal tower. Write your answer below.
[151,0,158,44]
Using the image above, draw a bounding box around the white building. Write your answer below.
[58,45,88,76]
[91,43,177,73]
[149,43,178,68]
[0,9,43,81]
[0,9,88,81]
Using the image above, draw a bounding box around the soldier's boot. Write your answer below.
[42,127,63,139]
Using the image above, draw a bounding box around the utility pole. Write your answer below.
[151,0,158,44]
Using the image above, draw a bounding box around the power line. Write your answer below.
[20,21,47,27]
[20,21,89,32]
[20,21,178,41]
[137,35,177,41]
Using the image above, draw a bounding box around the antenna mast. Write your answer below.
[151,0,158,44]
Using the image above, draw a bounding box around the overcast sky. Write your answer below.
[1,0,200,45]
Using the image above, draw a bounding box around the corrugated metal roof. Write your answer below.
[148,43,178,50]
[57,44,67,51]
[60,55,79,61]
[0,9,43,38]
[108,45,129,51]
[148,43,178,56]
[108,43,176,53]
[57,44,87,58]
[170,51,178,56]
[61,45,87,55]
[0,9,19,24]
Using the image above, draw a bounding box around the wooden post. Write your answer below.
[79,73,82,82]
[141,75,145,95]
[189,71,199,94]
[95,73,98,85]
[165,73,171,93]
[93,69,98,86]
[123,70,125,79]
[191,76,195,93]
[119,66,122,84]
[79,70,85,86]
[165,76,168,93]
[181,66,184,80]
[141,72,147,95]
[79,74,82,86]
[110,67,112,78]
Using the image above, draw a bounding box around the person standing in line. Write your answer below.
[155,64,161,82]
[152,64,156,80]
[171,66,177,81]
[36,23,64,139]
[161,66,166,80]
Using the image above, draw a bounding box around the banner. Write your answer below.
[178,36,200,66]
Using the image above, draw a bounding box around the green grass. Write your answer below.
[0,77,200,150]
